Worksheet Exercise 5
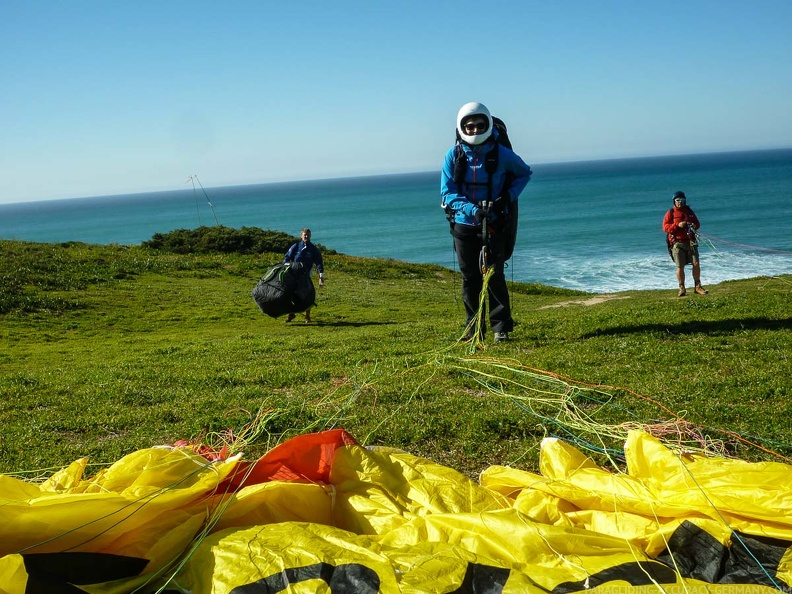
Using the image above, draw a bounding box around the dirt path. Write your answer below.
[539,295,630,309]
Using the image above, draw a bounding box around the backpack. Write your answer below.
[446,117,518,261]
[252,262,316,318]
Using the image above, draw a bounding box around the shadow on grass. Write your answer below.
[582,317,792,338]
[295,321,399,328]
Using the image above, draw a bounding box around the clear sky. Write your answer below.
[2,1,791,204]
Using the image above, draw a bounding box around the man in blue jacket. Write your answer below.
[441,102,532,343]
[284,228,325,323]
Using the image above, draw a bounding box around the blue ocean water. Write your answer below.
[1,149,790,293]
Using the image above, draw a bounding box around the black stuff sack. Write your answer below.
[252,262,316,318]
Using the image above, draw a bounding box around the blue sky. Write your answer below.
[2,1,791,204]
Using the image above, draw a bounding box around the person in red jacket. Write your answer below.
[663,191,708,297]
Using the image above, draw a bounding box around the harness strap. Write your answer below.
[454,142,499,205]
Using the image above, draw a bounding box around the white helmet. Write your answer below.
[456,102,493,146]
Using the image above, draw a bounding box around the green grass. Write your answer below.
[1,238,791,478]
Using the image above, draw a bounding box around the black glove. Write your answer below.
[493,194,509,216]
[474,208,487,223]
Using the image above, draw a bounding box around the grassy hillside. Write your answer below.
[1,236,791,478]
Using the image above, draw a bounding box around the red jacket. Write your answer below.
[663,205,700,244]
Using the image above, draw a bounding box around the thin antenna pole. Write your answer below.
[186,175,202,226]
[186,175,220,226]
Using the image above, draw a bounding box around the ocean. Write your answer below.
[1,149,791,294]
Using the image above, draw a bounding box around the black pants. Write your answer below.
[452,224,513,335]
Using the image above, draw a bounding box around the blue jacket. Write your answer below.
[284,241,324,275]
[440,132,532,227]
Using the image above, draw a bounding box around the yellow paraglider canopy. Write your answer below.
[2,429,792,592]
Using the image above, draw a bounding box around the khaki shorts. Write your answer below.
[672,242,699,267]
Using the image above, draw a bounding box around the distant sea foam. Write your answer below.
[1,149,790,293]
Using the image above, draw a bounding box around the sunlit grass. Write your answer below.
[1,239,791,477]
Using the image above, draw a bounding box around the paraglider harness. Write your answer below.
[665,206,699,261]
[251,261,316,318]
[443,117,517,273]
